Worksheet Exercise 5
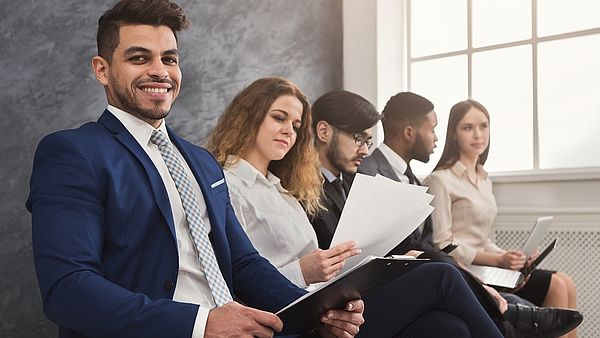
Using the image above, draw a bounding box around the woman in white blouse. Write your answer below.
[205,77,360,288]
[424,99,578,337]
[205,77,505,337]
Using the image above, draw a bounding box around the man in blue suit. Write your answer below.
[26,1,364,337]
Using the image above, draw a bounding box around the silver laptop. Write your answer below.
[470,238,558,289]
[522,216,554,258]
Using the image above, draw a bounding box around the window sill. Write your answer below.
[490,167,600,183]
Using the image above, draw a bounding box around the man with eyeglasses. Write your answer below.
[309,90,508,337]
[310,90,380,249]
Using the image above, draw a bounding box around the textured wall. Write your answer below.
[0,0,342,336]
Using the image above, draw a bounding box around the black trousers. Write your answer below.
[357,262,503,337]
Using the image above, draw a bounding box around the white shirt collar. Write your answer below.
[378,143,409,175]
[320,166,342,183]
[227,157,286,192]
[107,105,168,147]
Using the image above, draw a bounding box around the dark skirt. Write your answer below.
[513,269,556,306]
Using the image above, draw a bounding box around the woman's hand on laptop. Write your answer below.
[498,250,526,270]
[525,249,541,267]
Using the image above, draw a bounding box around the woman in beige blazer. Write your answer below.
[424,99,578,338]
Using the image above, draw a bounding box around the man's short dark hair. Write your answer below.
[382,92,434,137]
[97,0,190,61]
[311,90,380,135]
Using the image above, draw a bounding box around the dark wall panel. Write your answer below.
[0,0,342,336]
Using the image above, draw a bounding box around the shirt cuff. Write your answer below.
[280,259,308,289]
[191,306,210,338]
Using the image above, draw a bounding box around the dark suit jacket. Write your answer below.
[310,173,353,249]
[27,111,305,338]
[358,148,434,254]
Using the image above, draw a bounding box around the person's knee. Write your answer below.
[549,273,568,295]
[555,272,577,300]
[556,272,576,290]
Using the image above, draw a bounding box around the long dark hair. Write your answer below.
[433,99,491,171]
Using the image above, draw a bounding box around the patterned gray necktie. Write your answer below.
[150,130,232,307]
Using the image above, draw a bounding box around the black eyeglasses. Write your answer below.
[352,133,373,149]
[330,124,374,149]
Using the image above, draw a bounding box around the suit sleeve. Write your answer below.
[26,133,198,338]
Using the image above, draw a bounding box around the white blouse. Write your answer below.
[424,161,504,265]
[224,159,319,288]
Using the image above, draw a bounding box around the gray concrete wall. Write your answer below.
[0,1,342,336]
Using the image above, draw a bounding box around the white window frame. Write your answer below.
[343,0,600,182]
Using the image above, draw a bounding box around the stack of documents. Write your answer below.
[331,173,434,272]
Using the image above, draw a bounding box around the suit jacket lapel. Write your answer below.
[168,130,223,233]
[98,111,177,240]
[168,129,232,285]
[323,179,345,212]
[372,148,401,181]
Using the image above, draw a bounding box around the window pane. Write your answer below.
[538,35,600,169]
[472,46,533,172]
[472,0,531,48]
[410,0,467,58]
[409,55,468,175]
[538,0,600,37]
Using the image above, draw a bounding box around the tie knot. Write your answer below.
[150,130,170,148]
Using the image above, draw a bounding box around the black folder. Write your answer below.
[276,256,428,335]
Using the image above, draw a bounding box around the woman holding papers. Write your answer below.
[424,99,578,337]
[206,77,503,337]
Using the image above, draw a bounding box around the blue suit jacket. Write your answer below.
[26,111,305,338]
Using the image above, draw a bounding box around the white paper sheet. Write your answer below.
[331,173,434,272]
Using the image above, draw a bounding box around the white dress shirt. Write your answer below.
[225,159,319,288]
[378,143,410,184]
[320,166,341,184]
[108,106,213,338]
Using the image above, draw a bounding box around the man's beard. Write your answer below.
[110,77,174,121]
[412,132,432,163]
[326,132,362,175]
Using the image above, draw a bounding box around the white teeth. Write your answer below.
[142,87,168,94]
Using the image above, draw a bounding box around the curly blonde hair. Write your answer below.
[206,77,323,216]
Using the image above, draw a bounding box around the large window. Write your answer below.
[407,0,600,175]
